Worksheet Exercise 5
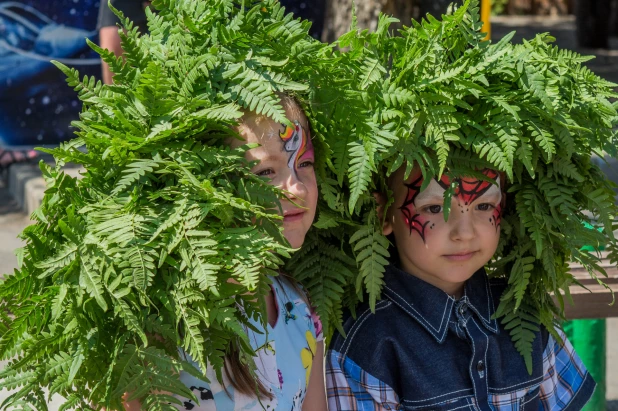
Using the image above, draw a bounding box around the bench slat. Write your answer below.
[560,255,618,318]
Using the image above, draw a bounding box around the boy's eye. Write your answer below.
[255,168,274,177]
[476,203,494,211]
[298,160,314,169]
[425,205,443,214]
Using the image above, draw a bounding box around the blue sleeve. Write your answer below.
[325,349,403,411]
[538,329,596,410]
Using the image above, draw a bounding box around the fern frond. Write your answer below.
[347,141,376,213]
[349,210,389,310]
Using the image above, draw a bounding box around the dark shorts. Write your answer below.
[98,1,325,38]
[97,0,149,32]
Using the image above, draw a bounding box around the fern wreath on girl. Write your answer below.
[0,1,343,410]
[121,95,327,411]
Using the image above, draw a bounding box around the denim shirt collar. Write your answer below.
[382,264,499,343]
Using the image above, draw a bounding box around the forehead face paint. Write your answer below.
[436,169,501,206]
[399,169,502,241]
[279,120,314,173]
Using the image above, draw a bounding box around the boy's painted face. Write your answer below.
[234,105,317,249]
[383,166,502,297]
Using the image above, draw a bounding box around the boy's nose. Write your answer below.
[450,204,476,241]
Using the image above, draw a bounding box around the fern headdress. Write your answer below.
[316,0,618,371]
[0,1,342,409]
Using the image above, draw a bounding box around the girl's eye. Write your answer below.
[255,168,274,177]
[476,203,494,211]
[425,205,443,214]
[298,160,314,169]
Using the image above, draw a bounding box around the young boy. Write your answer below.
[326,164,596,410]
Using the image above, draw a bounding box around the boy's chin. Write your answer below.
[444,265,484,283]
[448,270,478,283]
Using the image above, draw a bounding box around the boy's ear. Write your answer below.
[373,192,394,236]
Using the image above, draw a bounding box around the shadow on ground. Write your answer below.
[0,185,21,215]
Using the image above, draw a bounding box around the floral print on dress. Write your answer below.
[289,382,306,411]
[172,276,320,410]
[300,330,317,387]
[277,369,284,389]
[283,301,297,323]
[310,310,322,339]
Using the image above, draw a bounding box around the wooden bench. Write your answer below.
[563,252,618,319]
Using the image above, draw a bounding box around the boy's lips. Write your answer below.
[443,251,478,261]
[283,209,305,223]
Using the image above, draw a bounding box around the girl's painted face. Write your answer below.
[234,105,317,249]
[383,166,502,297]
[278,120,315,176]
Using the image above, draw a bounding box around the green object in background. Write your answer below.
[564,320,606,411]
[567,223,607,410]
[581,221,605,252]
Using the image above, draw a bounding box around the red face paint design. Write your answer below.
[399,169,502,242]
[436,169,500,206]
[491,201,502,231]
[279,121,314,173]
[399,172,434,243]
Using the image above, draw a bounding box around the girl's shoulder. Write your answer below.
[270,275,323,342]
[271,274,306,297]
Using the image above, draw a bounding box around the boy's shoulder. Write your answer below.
[329,297,396,355]
[328,297,407,394]
[330,266,517,353]
[327,266,560,408]
[328,265,550,380]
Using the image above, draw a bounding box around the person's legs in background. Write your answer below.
[0,149,37,172]
[98,1,150,84]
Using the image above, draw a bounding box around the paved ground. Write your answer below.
[0,186,28,278]
[0,179,67,408]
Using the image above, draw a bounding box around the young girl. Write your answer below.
[125,95,327,411]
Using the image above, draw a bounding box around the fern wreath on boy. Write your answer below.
[320,0,617,410]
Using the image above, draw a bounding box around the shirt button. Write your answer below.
[477,360,485,378]
[458,305,466,315]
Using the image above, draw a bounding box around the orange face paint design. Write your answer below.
[279,120,314,173]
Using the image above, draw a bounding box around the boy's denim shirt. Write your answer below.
[326,264,596,411]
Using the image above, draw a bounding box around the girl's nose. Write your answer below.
[280,170,307,202]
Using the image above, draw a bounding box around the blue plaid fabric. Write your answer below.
[538,329,594,409]
[328,330,593,410]
[327,349,403,411]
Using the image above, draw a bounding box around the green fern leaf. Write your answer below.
[348,141,376,213]
[350,210,390,310]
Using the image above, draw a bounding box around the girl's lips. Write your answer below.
[283,210,305,223]
[443,251,477,261]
